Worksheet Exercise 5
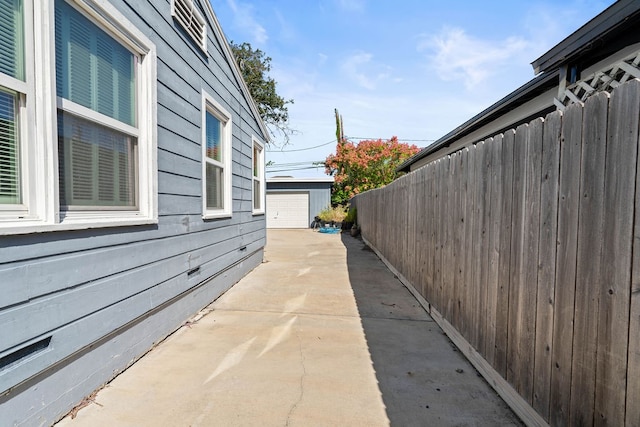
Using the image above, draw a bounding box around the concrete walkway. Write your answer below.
[57,230,521,426]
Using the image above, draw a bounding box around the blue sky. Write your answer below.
[211,0,616,177]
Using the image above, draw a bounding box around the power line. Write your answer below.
[266,139,337,153]
[345,136,435,143]
[267,166,325,173]
[266,161,325,168]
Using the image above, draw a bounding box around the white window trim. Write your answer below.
[252,137,265,215]
[0,0,158,235]
[202,90,232,219]
[0,0,42,223]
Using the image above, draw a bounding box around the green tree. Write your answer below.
[324,136,420,205]
[230,42,295,144]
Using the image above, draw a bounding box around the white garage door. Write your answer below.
[266,192,309,228]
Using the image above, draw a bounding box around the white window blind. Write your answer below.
[55,0,138,208]
[205,111,223,209]
[58,113,136,207]
[55,0,135,126]
[0,0,25,81]
[0,0,24,206]
[0,89,19,204]
[253,143,262,211]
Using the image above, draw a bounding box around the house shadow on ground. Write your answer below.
[339,233,522,426]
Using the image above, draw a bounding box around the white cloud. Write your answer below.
[340,52,395,90]
[226,0,268,44]
[419,27,529,90]
[336,0,365,12]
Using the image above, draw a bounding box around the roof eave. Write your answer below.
[397,70,558,172]
[531,0,640,74]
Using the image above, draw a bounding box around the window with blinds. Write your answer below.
[0,0,25,206]
[0,90,19,205]
[252,141,264,213]
[55,0,138,209]
[0,0,157,233]
[205,111,223,210]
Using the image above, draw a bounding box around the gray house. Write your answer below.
[266,177,333,228]
[0,0,268,425]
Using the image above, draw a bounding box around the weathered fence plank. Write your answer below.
[628,121,640,426]
[595,79,639,426]
[451,152,463,330]
[550,102,582,427]
[508,123,528,390]
[479,140,493,356]
[520,118,543,404]
[495,129,515,377]
[455,150,468,334]
[444,154,457,322]
[485,136,502,366]
[417,168,427,297]
[425,163,436,301]
[463,146,476,342]
[570,91,608,426]
[470,143,484,350]
[533,111,562,420]
[434,159,445,312]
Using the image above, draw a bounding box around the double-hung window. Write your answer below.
[0,0,157,235]
[202,91,231,218]
[0,0,34,218]
[55,0,155,222]
[252,138,264,214]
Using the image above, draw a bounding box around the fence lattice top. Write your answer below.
[555,50,640,109]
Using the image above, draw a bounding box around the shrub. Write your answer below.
[317,205,346,222]
[344,207,357,224]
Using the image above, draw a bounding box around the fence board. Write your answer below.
[443,155,456,321]
[533,111,562,420]
[628,125,640,426]
[434,160,445,311]
[472,143,486,350]
[460,146,476,341]
[496,129,515,376]
[595,79,639,425]
[570,91,609,426]
[508,123,528,389]
[481,140,495,358]
[486,135,503,367]
[407,176,411,282]
[454,150,467,332]
[520,118,543,404]
[425,164,436,301]
[416,169,426,297]
[550,102,582,426]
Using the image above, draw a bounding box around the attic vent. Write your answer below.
[172,0,207,53]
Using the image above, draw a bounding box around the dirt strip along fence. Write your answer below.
[353,79,640,426]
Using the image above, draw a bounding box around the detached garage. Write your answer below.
[266,177,333,229]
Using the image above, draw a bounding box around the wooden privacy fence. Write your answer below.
[354,79,640,426]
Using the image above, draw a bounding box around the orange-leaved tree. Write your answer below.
[324,136,419,205]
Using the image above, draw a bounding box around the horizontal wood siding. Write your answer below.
[354,79,640,426]
[0,0,266,424]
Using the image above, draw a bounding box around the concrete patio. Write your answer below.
[56,229,521,426]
